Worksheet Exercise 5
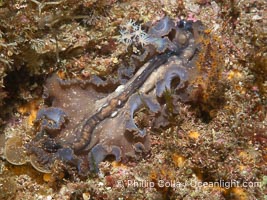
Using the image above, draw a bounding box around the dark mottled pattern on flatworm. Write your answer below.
[26,17,205,175]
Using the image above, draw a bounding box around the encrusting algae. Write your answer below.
[0,0,266,199]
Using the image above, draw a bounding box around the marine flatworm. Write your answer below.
[25,17,206,175]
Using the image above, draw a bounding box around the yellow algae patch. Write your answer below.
[227,70,243,80]
[239,165,246,171]
[239,151,251,163]
[188,131,200,140]
[111,161,127,169]
[43,172,64,182]
[228,187,248,200]
[238,150,257,163]
[234,85,246,95]
[18,99,41,126]
[172,153,185,168]
[150,170,157,180]
[149,166,176,181]
[57,70,66,79]
[204,29,212,34]
[43,173,52,182]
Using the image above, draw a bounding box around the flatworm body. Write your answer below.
[26,17,206,174]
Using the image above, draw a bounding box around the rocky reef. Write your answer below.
[0,0,266,199]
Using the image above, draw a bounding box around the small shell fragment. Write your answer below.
[4,136,28,165]
[30,154,52,173]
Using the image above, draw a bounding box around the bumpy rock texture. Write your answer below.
[1,0,266,199]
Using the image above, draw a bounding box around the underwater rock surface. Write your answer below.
[24,17,206,175]
[1,0,266,199]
